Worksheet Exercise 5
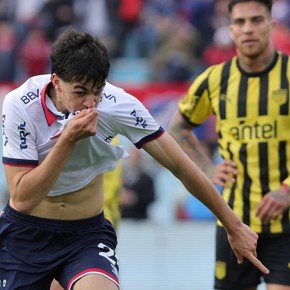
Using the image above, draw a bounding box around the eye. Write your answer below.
[252,16,263,24]
[233,18,244,26]
[74,91,87,97]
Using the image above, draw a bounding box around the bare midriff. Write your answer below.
[16,174,104,220]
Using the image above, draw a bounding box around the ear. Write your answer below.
[51,73,62,92]
[271,19,276,30]
[228,25,234,40]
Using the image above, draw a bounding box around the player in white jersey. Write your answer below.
[0,28,268,290]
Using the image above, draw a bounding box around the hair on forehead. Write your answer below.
[50,28,110,87]
[228,0,272,13]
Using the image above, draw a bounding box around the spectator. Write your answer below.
[202,26,236,66]
[18,28,51,79]
[37,0,76,41]
[121,148,155,220]
[0,21,18,82]
[150,15,199,81]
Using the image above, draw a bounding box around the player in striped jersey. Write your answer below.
[170,1,290,289]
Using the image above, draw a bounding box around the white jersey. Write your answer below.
[2,74,164,196]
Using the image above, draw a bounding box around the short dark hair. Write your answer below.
[50,28,110,86]
[228,0,272,13]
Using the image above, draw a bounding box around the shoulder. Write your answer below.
[208,58,235,76]
[192,58,237,86]
[4,74,50,109]
[102,82,139,102]
[100,81,145,111]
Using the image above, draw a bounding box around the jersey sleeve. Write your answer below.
[109,90,164,149]
[282,176,290,187]
[178,67,213,125]
[2,93,39,167]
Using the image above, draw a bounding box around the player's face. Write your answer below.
[229,1,274,58]
[52,74,105,113]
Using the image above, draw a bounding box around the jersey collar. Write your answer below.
[41,82,63,126]
[236,51,279,77]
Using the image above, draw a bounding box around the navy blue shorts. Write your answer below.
[0,204,119,290]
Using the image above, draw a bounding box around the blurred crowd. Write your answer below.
[0,0,289,84]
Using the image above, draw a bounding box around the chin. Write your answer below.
[240,49,261,58]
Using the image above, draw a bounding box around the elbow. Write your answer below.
[10,197,36,214]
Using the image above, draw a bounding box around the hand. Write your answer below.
[256,187,290,223]
[208,160,238,188]
[62,109,98,143]
[227,223,269,274]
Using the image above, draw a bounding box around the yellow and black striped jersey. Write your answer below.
[179,52,290,234]
[103,137,123,228]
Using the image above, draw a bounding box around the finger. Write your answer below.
[219,163,236,173]
[267,205,283,221]
[223,161,238,173]
[256,197,271,219]
[216,172,235,183]
[231,248,243,264]
[80,111,99,124]
[224,163,238,173]
[247,254,269,274]
[223,160,237,167]
[84,108,98,118]
[213,178,230,188]
[257,202,279,223]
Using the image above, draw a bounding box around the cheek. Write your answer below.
[95,96,101,107]
[229,28,241,41]
[68,98,83,110]
[261,27,271,39]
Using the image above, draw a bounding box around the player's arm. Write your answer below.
[4,109,98,214]
[169,111,214,174]
[143,132,269,274]
[169,111,237,187]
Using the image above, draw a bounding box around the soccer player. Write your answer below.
[1,28,268,290]
[169,1,290,290]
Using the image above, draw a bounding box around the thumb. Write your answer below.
[234,250,243,264]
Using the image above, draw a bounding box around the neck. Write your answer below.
[237,48,276,74]
[48,85,65,113]
[48,84,56,103]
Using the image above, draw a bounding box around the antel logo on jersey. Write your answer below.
[18,121,30,150]
[229,120,277,141]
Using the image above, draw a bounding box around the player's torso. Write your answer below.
[27,174,104,220]
[208,53,290,233]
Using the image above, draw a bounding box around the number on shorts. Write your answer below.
[98,242,116,265]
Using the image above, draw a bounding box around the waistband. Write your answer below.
[3,203,105,232]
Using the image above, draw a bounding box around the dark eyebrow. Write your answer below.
[233,14,264,22]
[73,84,88,91]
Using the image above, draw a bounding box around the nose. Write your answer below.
[243,20,253,33]
[83,95,98,108]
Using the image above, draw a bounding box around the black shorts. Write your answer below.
[214,225,290,289]
[0,204,119,290]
